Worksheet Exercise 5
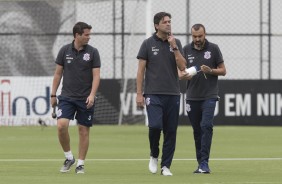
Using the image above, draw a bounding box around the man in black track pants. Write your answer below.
[181,24,226,174]
[136,12,186,176]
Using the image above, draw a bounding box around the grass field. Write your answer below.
[0,125,282,184]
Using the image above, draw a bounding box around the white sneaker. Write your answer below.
[149,156,158,174]
[161,166,173,176]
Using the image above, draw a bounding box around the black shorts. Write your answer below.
[57,96,95,127]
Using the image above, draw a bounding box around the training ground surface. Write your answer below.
[0,125,281,184]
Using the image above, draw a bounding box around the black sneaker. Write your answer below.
[60,158,75,173]
[75,165,85,174]
[198,161,211,174]
[193,166,201,174]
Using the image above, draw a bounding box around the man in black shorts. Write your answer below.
[181,24,226,174]
[136,12,187,176]
[50,22,101,174]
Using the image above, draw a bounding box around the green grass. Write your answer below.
[0,125,282,184]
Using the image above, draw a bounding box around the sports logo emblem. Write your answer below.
[185,103,191,112]
[57,109,62,117]
[204,51,211,59]
[145,97,151,106]
[83,53,90,61]
[152,47,159,55]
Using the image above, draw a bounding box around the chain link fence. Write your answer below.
[1,0,281,79]
[0,0,281,125]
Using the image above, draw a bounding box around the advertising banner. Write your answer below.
[0,78,281,126]
[213,80,282,125]
[0,77,59,126]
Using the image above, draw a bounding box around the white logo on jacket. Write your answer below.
[204,51,211,59]
[152,47,159,55]
[83,53,90,61]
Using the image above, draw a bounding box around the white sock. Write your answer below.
[64,151,74,160]
[77,159,84,166]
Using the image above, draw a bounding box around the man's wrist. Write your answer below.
[172,46,178,51]
[51,94,56,98]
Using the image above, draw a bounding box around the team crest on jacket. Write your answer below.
[204,51,211,59]
[83,53,90,61]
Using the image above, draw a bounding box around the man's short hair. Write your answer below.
[153,12,171,32]
[73,22,92,38]
[192,24,206,33]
